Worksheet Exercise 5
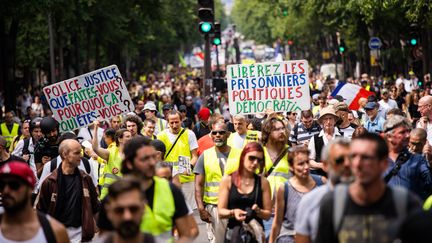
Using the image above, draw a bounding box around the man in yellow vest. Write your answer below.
[157,111,199,210]
[261,114,290,238]
[0,111,20,149]
[9,119,30,153]
[144,101,167,136]
[194,120,241,243]
[121,136,198,242]
[227,114,260,149]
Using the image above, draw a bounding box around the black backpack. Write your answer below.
[50,156,91,174]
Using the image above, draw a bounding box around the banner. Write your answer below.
[43,65,134,132]
[227,60,310,115]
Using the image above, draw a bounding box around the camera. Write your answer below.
[34,137,59,163]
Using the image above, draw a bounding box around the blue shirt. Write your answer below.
[364,116,385,134]
[385,150,432,200]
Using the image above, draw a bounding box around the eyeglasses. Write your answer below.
[248,155,264,164]
[334,155,346,165]
[113,205,141,215]
[211,130,227,135]
[0,180,24,191]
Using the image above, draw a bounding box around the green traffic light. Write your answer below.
[200,22,212,33]
[283,10,288,16]
[339,46,345,53]
[213,38,221,45]
[410,38,417,46]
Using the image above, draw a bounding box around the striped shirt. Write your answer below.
[289,121,322,145]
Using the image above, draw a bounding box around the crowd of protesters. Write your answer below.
[0,67,431,243]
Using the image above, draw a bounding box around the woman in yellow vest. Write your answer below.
[92,120,132,199]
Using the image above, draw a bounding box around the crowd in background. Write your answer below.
[0,67,432,242]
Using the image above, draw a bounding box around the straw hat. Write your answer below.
[318,106,339,123]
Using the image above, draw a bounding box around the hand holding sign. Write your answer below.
[43,65,135,133]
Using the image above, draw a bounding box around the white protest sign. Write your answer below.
[43,65,135,132]
[227,60,310,115]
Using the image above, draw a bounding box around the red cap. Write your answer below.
[198,108,211,121]
[0,161,36,188]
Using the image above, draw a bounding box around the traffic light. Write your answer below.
[212,22,221,45]
[407,23,420,46]
[198,0,214,34]
[339,39,346,54]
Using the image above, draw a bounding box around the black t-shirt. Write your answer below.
[0,155,27,167]
[316,187,421,243]
[144,179,189,221]
[58,173,82,227]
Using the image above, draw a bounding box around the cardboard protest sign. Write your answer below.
[227,60,310,115]
[43,65,134,132]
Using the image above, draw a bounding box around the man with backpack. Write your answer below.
[0,161,69,242]
[316,133,421,243]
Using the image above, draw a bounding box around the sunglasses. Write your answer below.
[334,156,345,165]
[248,155,264,164]
[113,205,141,215]
[0,180,24,191]
[211,130,226,135]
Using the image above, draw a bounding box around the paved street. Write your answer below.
[193,209,208,243]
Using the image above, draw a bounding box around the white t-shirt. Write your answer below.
[229,132,247,149]
[378,99,398,114]
[77,126,104,144]
[164,129,198,151]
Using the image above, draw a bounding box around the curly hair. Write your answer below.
[261,114,288,145]
[123,115,143,133]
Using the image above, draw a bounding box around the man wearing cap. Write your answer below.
[37,139,100,242]
[378,88,398,115]
[308,106,342,176]
[162,103,173,121]
[364,101,385,134]
[143,101,167,136]
[0,161,69,242]
[334,102,358,139]
[179,105,194,129]
[193,107,212,140]
[158,110,199,210]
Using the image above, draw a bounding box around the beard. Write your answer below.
[116,220,140,239]
[3,193,29,214]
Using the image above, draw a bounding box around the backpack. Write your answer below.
[332,184,408,234]
[50,156,91,174]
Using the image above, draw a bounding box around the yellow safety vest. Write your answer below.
[141,177,175,239]
[156,118,166,134]
[424,195,432,210]
[98,143,116,187]
[100,146,122,199]
[157,128,194,183]
[203,147,241,205]
[1,123,19,148]
[227,130,260,148]
[264,145,290,198]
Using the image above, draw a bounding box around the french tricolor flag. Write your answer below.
[331,82,374,110]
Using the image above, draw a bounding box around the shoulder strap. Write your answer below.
[37,211,57,243]
[22,138,30,155]
[333,184,349,235]
[81,157,91,174]
[384,150,411,183]
[314,135,324,162]
[283,181,289,216]
[311,175,324,186]
[164,128,187,159]
[391,186,408,221]
[50,157,58,172]
[266,147,289,177]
